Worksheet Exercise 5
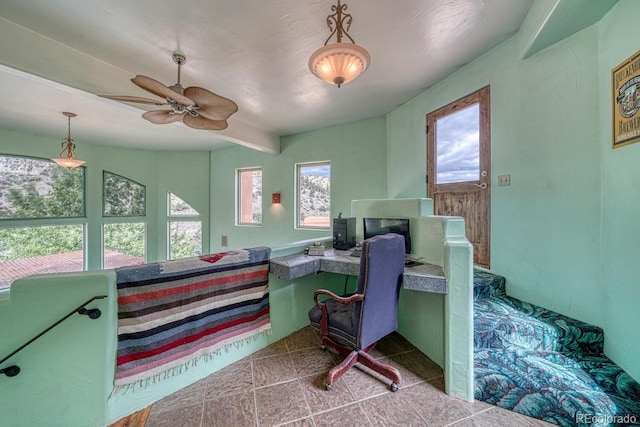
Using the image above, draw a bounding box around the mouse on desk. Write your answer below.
[350,242,362,257]
[404,258,423,267]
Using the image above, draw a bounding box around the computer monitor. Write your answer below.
[362,217,411,254]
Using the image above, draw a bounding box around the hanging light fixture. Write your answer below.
[52,112,85,168]
[308,0,370,88]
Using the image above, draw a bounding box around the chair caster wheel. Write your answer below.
[325,383,332,391]
[390,382,399,392]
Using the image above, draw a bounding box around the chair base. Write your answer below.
[321,336,402,392]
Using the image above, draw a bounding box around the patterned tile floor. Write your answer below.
[145,327,555,427]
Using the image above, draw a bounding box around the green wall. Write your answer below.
[597,0,640,384]
[209,117,387,252]
[386,0,639,381]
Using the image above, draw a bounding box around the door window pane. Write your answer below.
[296,162,330,229]
[0,224,84,289]
[103,223,145,268]
[435,104,480,184]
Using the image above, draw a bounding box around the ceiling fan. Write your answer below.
[99,51,237,131]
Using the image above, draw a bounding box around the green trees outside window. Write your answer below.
[103,172,145,216]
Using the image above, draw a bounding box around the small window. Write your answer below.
[236,168,262,226]
[0,155,85,219]
[169,193,199,216]
[167,192,201,260]
[103,172,146,217]
[296,162,330,229]
[168,221,202,260]
[103,223,146,269]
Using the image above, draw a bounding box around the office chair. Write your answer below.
[309,233,406,391]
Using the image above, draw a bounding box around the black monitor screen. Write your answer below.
[363,218,411,254]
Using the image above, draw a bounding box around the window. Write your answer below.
[167,193,201,260]
[103,223,146,269]
[169,193,199,216]
[435,103,480,184]
[168,221,202,260]
[0,155,86,289]
[103,171,146,217]
[0,155,85,219]
[296,161,330,229]
[236,167,262,226]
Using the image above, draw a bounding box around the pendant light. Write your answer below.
[52,112,85,168]
[308,1,370,88]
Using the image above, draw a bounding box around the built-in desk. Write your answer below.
[269,248,447,294]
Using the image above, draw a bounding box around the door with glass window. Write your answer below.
[427,86,491,267]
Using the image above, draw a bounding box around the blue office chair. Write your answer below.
[309,233,406,391]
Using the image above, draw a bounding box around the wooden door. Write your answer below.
[427,87,491,267]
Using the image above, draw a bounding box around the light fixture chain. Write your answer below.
[324,0,356,46]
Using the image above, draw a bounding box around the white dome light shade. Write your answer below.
[52,157,85,168]
[309,42,370,87]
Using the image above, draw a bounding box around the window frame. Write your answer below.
[295,161,331,230]
[235,167,263,227]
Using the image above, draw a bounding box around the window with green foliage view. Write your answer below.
[103,223,146,269]
[168,193,201,259]
[0,155,86,289]
[0,155,85,219]
[103,171,146,217]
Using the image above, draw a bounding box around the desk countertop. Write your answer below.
[269,249,447,294]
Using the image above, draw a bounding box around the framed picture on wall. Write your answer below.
[612,49,640,149]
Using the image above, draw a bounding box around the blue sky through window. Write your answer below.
[300,164,330,177]
[436,104,480,184]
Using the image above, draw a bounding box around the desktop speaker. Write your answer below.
[333,217,356,250]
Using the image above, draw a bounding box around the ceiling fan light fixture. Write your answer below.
[99,52,238,131]
[308,1,370,88]
[52,112,85,168]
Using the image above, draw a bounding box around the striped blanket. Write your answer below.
[115,247,271,389]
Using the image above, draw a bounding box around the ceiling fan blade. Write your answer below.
[142,110,185,124]
[183,87,239,121]
[183,113,228,130]
[98,94,167,105]
[131,75,194,106]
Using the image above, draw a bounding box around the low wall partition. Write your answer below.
[0,239,343,427]
[0,198,474,427]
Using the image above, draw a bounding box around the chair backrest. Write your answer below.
[354,233,406,349]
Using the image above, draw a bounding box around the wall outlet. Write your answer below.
[498,174,511,186]
[221,235,228,247]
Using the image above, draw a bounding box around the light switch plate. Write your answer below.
[498,175,511,186]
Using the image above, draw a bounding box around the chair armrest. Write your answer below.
[313,290,364,337]
[313,289,364,308]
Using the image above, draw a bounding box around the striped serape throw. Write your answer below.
[115,247,271,389]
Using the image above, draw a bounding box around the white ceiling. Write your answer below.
[0,0,533,152]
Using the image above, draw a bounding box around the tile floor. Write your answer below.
[145,327,555,427]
